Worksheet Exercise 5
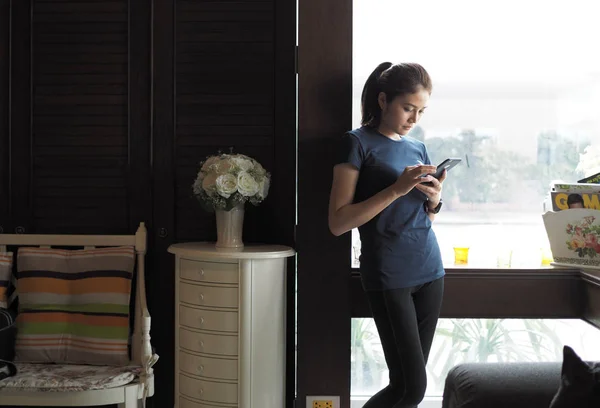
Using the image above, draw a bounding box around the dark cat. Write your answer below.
[549,345,600,408]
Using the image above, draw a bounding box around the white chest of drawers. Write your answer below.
[168,242,295,408]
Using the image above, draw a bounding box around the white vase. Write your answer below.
[215,204,245,249]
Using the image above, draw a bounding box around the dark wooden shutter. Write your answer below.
[4,1,295,407]
[0,0,8,234]
[30,0,130,234]
[149,2,295,407]
[174,0,276,242]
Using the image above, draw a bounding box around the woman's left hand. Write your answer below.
[415,169,446,208]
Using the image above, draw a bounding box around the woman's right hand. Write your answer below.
[392,164,437,197]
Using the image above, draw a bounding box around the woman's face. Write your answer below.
[378,86,430,137]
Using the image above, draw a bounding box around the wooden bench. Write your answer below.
[0,222,157,408]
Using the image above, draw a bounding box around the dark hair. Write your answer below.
[361,62,433,127]
[567,193,584,206]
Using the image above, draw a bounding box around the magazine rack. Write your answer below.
[543,209,600,270]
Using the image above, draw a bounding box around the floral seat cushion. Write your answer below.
[0,363,142,392]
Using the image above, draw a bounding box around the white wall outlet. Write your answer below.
[306,395,340,408]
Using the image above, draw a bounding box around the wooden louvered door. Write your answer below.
[0,0,8,235]
[3,0,151,236]
[31,1,129,234]
[3,2,151,407]
[151,1,296,407]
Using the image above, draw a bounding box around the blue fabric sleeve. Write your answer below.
[337,133,364,170]
[423,145,433,166]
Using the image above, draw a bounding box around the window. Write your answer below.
[352,0,600,268]
[351,318,600,405]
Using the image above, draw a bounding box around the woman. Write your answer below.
[328,62,445,407]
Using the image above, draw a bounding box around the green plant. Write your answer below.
[426,319,565,394]
[351,318,386,393]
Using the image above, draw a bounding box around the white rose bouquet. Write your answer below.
[192,153,271,212]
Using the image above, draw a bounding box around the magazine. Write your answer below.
[550,191,600,211]
[552,183,600,194]
[578,171,600,184]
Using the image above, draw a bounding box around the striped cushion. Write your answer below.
[15,246,135,366]
[0,252,14,309]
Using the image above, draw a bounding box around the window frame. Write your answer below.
[297,0,600,406]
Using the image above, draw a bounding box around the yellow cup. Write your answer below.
[453,247,470,265]
[540,247,554,266]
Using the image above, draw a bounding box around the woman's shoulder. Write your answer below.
[345,126,366,138]
[345,126,380,143]
[403,135,427,149]
[403,135,424,145]
[340,127,367,147]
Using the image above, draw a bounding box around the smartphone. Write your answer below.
[421,158,462,185]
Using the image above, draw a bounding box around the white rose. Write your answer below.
[202,173,218,195]
[216,174,238,198]
[237,172,260,197]
[231,156,254,172]
[201,156,219,171]
[257,177,270,200]
[253,161,266,176]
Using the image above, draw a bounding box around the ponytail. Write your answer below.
[360,62,392,127]
[360,62,433,128]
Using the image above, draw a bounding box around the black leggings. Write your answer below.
[363,277,444,408]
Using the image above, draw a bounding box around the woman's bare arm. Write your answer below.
[328,163,436,236]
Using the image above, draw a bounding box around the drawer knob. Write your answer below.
[199,388,204,395]
[200,269,205,276]
[199,317,204,325]
[199,340,204,348]
[199,294,204,301]
[198,365,204,373]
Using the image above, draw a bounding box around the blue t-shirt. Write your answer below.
[338,126,444,290]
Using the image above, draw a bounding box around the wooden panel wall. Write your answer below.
[150,1,176,407]
[351,270,585,319]
[582,271,600,329]
[297,0,353,407]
